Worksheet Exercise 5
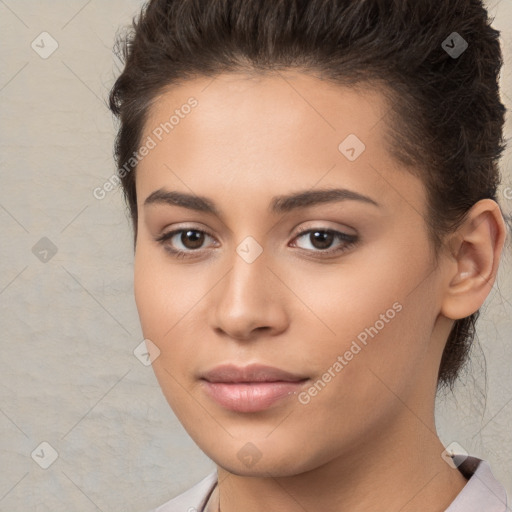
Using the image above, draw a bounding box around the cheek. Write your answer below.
[133,250,200,417]
[286,248,436,394]
[134,247,196,367]
[286,285,434,460]
[134,243,207,338]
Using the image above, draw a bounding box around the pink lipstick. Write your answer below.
[200,364,308,413]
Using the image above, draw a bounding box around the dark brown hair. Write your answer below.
[109,0,508,389]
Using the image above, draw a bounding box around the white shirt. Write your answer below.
[149,456,509,512]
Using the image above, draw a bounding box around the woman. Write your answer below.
[109,0,510,510]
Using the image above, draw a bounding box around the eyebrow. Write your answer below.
[143,187,380,215]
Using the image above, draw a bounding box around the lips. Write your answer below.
[201,363,307,383]
[200,364,309,413]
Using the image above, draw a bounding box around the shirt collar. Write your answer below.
[445,456,509,511]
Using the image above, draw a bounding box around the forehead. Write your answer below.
[142,70,389,151]
[136,71,425,217]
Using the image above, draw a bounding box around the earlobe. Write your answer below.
[440,199,506,321]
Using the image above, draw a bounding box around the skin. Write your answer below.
[133,71,506,512]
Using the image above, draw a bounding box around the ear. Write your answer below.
[440,199,507,320]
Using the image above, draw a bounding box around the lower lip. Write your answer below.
[201,380,308,412]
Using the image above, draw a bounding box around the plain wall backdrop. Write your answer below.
[0,1,511,511]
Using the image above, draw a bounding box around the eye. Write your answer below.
[154,228,217,258]
[291,228,358,256]
[154,226,358,260]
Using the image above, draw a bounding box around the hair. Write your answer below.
[108,0,508,390]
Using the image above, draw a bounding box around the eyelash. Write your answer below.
[154,226,358,260]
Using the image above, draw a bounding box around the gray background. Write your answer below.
[0,1,511,511]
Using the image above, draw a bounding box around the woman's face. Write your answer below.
[133,71,452,475]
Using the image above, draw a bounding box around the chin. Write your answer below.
[203,439,320,478]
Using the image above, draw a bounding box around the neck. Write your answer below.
[211,411,467,512]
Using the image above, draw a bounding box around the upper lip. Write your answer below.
[201,364,308,383]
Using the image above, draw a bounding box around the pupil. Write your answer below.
[182,230,204,249]
[311,231,333,249]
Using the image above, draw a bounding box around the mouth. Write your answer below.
[199,364,309,413]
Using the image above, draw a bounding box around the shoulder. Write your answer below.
[446,456,509,512]
[147,471,218,512]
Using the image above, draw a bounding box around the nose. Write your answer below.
[209,245,289,341]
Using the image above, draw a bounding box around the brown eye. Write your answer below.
[307,230,335,250]
[180,230,205,249]
[292,228,358,256]
[154,228,217,257]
